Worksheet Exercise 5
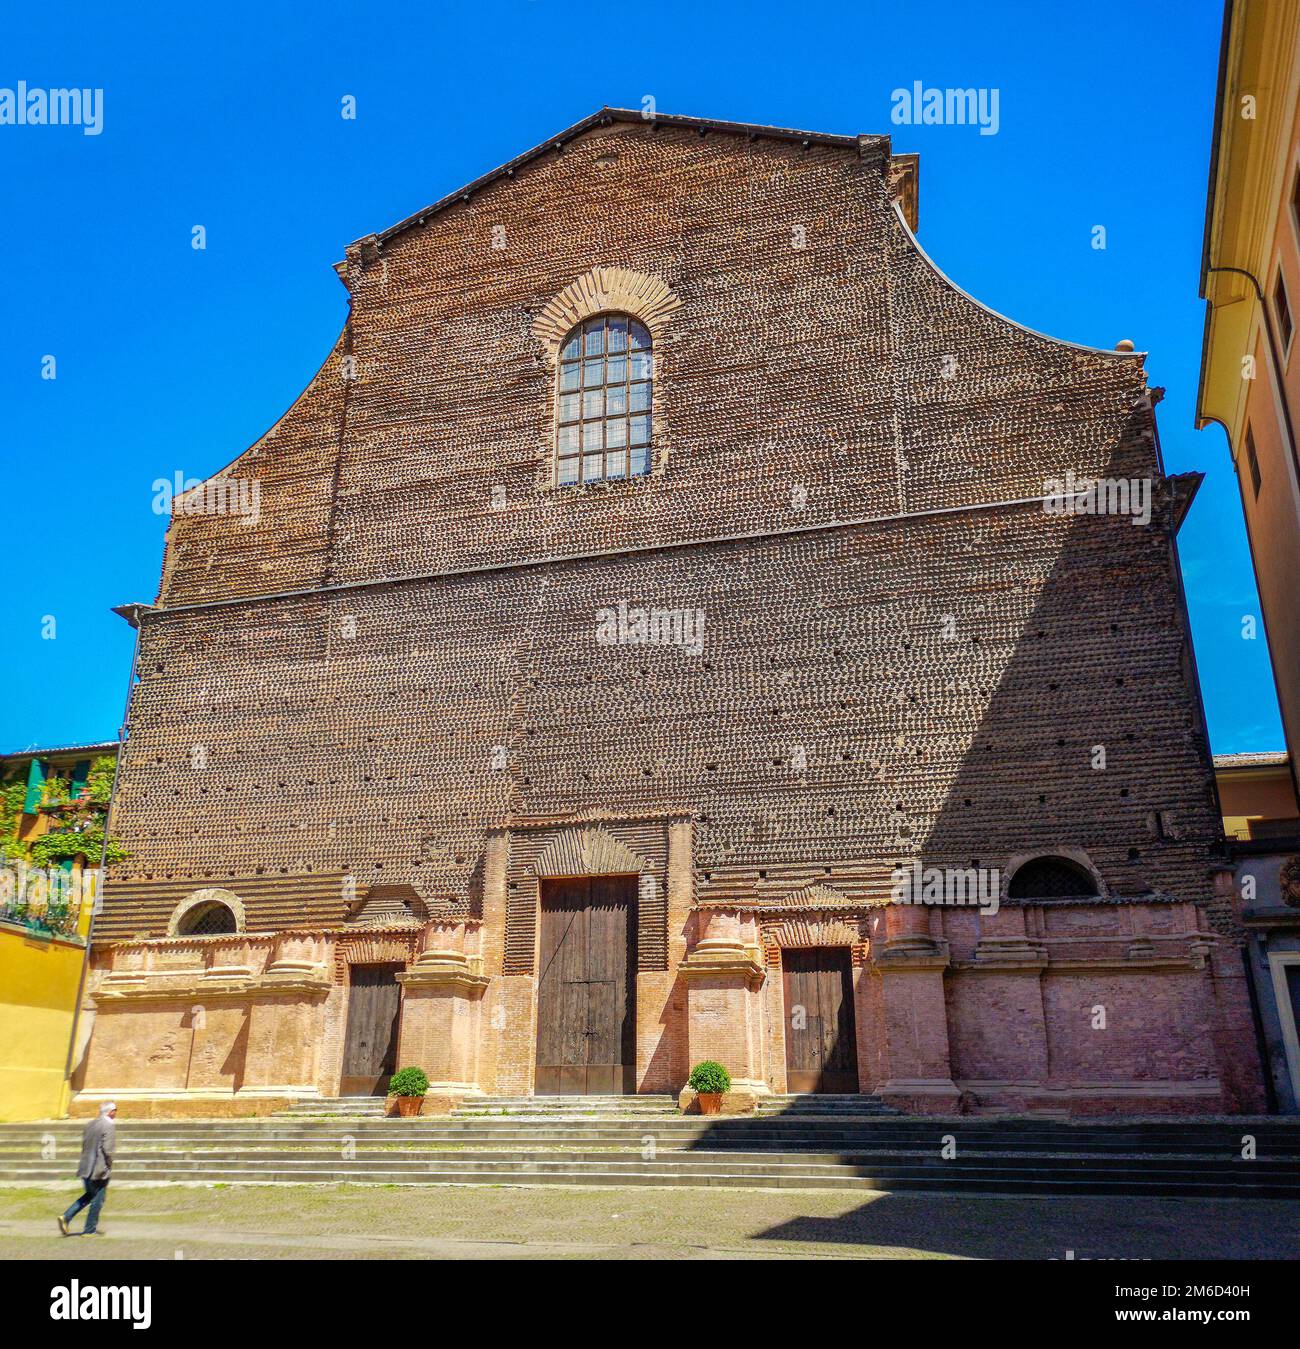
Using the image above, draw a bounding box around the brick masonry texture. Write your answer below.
[81,112,1263,1115]
[118,512,1220,914]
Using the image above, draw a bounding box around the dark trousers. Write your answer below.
[63,1177,109,1233]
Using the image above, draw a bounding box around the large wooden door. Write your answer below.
[341,962,403,1095]
[782,947,858,1093]
[535,876,637,1095]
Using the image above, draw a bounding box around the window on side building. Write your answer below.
[1274,268,1293,356]
[1245,424,1262,499]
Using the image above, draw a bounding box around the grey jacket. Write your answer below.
[76,1115,114,1181]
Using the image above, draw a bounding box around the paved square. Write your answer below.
[2,1183,1298,1260]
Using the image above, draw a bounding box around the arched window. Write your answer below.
[176,900,238,936]
[1007,855,1100,900]
[556,314,652,486]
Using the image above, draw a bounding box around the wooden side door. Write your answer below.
[584,876,636,1095]
[535,879,590,1096]
[782,947,858,1094]
[535,876,636,1095]
[341,962,403,1096]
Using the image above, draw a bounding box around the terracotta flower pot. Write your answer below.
[697,1092,723,1116]
[392,1095,425,1118]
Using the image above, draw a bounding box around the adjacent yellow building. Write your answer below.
[0,891,94,1121]
[1199,0,1300,1114]
[1215,751,1300,841]
[0,742,117,1121]
[1197,0,1300,802]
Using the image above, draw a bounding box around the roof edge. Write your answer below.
[1,741,120,761]
[1198,0,1237,297]
[354,107,870,254]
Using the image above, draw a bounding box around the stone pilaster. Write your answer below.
[397,918,489,1098]
[871,904,959,1113]
[679,907,769,1094]
[242,933,331,1096]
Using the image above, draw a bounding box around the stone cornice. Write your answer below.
[679,951,765,989]
[92,972,332,1004]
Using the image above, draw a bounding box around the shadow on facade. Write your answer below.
[673,415,1233,1236]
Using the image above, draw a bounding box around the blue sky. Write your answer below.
[0,0,1282,755]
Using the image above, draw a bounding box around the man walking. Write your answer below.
[58,1102,116,1237]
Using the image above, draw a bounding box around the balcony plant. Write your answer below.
[387,1066,430,1118]
[687,1060,731,1116]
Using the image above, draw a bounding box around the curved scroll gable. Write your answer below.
[532,267,681,364]
[888,202,1147,364]
[529,826,647,878]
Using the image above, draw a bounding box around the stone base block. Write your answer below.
[420,1093,465,1116]
[875,1079,961,1115]
[956,1080,1228,1118]
[69,1091,313,1119]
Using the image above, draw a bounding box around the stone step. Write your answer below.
[6,1123,1300,1151]
[3,1145,1296,1173]
[3,1156,1297,1198]
[756,1099,897,1113]
[5,1122,1297,1149]
[274,1095,687,1120]
[2,1133,1300,1154]
[12,1114,1300,1133]
[13,1109,1295,1128]
[279,1101,387,1110]
[6,1108,1297,1196]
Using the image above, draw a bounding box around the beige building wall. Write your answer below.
[1199,0,1300,800]
[1215,752,1300,839]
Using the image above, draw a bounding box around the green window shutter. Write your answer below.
[69,760,90,799]
[22,759,46,814]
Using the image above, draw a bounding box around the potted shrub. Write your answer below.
[687,1061,731,1115]
[387,1066,430,1117]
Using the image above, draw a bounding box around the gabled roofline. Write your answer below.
[351,107,867,255]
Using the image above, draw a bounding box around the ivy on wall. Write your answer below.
[0,755,125,866]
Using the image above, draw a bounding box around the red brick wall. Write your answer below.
[95,116,1253,1110]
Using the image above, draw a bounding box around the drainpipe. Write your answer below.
[60,603,153,1095]
[1204,263,1300,483]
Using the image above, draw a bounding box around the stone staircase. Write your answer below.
[272,1095,684,1120]
[755,1094,898,1116]
[3,1111,1299,1197]
[274,1098,389,1119]
[451,1095,681,1118]
[275,1093,895,1120]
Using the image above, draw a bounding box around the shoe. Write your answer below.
[57,1217,69,1237]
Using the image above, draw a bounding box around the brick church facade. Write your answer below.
[75,109,1266,1117]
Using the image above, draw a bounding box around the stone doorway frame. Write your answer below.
[483,815,692,1097]
[328,928,422,1098]
[758,897,873,1096]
